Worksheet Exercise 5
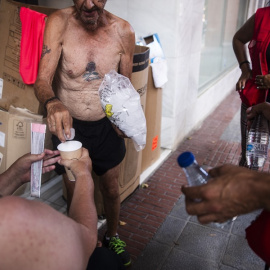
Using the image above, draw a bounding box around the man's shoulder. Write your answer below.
[106,11,134,34]
[107,12,134,37]
[48,6,74,24]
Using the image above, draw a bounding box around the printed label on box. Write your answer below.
[0,152,3,168]
[0,78,3,99]
[152,135,158,151]
[0,131,5,147]
[12,119,27,139]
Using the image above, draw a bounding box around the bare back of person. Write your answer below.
[52,7,132,121]
[0,196,94,270]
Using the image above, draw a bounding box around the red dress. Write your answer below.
[239,7,270,106]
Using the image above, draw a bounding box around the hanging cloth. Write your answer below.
[19,7,47,84]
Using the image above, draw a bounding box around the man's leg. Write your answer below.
[99,164,121,237]
[99,164,131,267]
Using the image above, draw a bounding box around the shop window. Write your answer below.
[199,0,248,90]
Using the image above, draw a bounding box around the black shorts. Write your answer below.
[52,117,126,176]
[87,247,125,270]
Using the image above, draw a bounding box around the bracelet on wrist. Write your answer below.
[44,96,60,111]
[239,60,250,69]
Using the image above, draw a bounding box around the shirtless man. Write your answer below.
[34,0,135,266]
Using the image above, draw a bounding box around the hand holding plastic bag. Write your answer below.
[99,70,147,151]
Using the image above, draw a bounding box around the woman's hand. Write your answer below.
[236,69,252,92]
[255,74,270,89]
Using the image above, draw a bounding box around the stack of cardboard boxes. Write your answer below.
[141,66,162,173]
[0,0,56,195]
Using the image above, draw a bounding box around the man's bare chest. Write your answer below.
[60,35,122,79]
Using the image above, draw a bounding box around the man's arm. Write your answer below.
[118,20,135,79]
[182,164,270,224]
[111,20,135,138]
[58,148,97,232]
[34,10,72,142]
[0,149,60,196]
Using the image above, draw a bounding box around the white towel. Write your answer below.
[151,57,168,88]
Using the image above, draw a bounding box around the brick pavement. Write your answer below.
[98,89,269,265]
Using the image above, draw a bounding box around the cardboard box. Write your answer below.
[0,107,41,174]
[141,66,162,173]
[117,45,150,201]
[0,107,55,195]
[0,0,56,114]
[131,45,149,111]
[0,110,9,172]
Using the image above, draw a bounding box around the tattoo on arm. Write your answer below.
[83,61,101,81]
[41,45,51,58]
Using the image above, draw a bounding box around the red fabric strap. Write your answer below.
[19,7,47,85]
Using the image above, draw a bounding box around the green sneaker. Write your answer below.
[103,234,131,267]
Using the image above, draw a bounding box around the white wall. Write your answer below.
[38,0,72,8]
[106,0,245,150]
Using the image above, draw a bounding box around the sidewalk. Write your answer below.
[99,89,267,269]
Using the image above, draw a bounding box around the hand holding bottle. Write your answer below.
[178,152,236,228]
[181,163,269,224]
[246,102,270,130]
[245,111,269,169]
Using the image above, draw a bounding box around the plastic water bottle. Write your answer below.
[246,114,269,169]
[177,151,235,228]
[177,152,209,187]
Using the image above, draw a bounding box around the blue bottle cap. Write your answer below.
[177,152,195,167]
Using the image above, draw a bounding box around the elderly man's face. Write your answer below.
[73,0,107,28]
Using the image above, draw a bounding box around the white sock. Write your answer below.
[106,233,119,241]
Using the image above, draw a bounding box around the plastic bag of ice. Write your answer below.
[99,70,146,151]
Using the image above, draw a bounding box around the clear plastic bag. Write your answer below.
[99,70,147,151]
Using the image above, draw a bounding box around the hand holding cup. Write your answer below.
[57,140,82,181]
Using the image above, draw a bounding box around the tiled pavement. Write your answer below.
[99,89,267,269]
[23,89,267,269]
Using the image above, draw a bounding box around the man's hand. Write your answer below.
[58,148,92,179]
[181,164,267,224]
[46,100,73,142]
[0,149,60,196]
[42,149,61,173]
[111,123,128,138]
[9,149,60,185]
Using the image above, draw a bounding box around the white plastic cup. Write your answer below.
[57,140,82,181]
